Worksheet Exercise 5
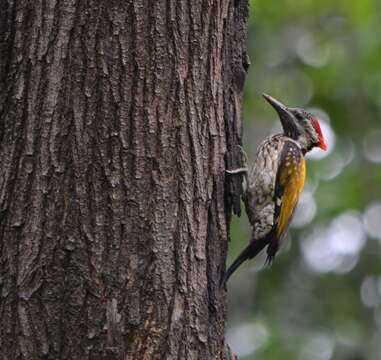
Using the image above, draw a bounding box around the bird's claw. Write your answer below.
[226,145,249,174]
[225,167,248,174]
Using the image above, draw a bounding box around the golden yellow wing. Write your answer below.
[266,141,305,262]
[269,141,306,260]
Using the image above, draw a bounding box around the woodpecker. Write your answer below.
[224,94,327,282]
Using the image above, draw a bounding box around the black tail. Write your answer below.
[222,239,268,285]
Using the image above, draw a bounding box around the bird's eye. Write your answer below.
[295,112,304,121]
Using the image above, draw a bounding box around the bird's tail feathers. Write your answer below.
[222,238,268,285]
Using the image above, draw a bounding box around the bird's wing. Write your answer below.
[268,141,306,259]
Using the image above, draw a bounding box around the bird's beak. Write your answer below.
[262,93,295,133]
[262,93,290,118]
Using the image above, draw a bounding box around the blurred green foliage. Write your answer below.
[226,1,381,359]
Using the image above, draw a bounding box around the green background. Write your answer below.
[226,1,381,359]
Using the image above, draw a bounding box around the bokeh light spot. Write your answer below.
[226,322,269,357]
[363,129,381,163]
[363,202,381,241]
[292,191,317,228]
[299,333,335,360]
[301,212,365,273]
[297,34,331,68]
[361,276,380,308]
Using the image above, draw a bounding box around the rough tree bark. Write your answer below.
[0,1,248,359]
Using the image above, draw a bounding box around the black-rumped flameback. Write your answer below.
[224,94,327,282]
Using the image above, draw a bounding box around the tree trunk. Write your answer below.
[0,1,248,359]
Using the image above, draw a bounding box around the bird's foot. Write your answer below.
[225,167,248,174]
[226,145,249,174]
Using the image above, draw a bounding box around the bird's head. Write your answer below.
[263,93,327,153]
